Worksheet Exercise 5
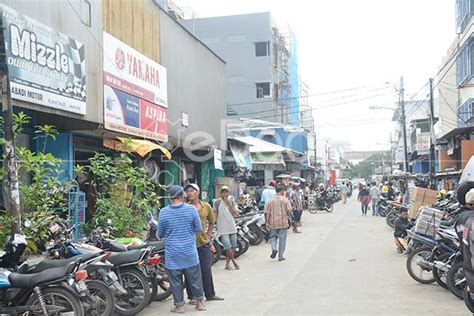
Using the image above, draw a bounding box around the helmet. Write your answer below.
[466,189,474,205]
[456,181,474,205]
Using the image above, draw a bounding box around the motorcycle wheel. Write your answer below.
[115,267,151,315]
[378,207,388,217]
[27,286,85,316]
[406,247,435,284]
[154,273,172,301]
[234,238,244,258]
[248,225,264,246]
[212,240,223,264]
[464,287,474,313]
[447,262,466,299]
[85,279,115,315]
[148,277,158,305]
[386,209,398,229]
[308,206,318,214]
[326,203,334,213]
[432,253,451,289]
[240,237,250,255]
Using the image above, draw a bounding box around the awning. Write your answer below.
[104,137,172,159]
[251,152,285,165]
[230,136,301,154]
[438,126,474,142]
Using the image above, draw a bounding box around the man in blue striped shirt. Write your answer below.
[158,185,206,313]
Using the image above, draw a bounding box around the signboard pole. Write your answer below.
[1,70,21,234]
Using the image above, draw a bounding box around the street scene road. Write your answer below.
[144,197,465,315]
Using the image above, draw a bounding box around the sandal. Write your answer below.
[170,307,185,314]
[225,266,233,270]
[196,305,207,311]
[234,265,240,270]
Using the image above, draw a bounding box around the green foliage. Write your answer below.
[85,151,160,237]
[352,151,392,179]
[0,212,14,244]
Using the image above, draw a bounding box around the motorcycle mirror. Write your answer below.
[23,219,32,228]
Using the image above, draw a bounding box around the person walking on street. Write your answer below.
[369,182,381,216]
[265,184,292,261]
[157,185,206,313]
[213,186,240,270]
[358,184,371,216]
[260,180,277,208]
[340,182,349,204]
[185,184,224,304]
[289,184,303,233]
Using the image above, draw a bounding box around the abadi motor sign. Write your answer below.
[0,4,86,115]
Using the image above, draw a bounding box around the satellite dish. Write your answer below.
[460,156,474,182]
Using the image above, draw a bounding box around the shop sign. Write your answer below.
[415,132,430,155]
[104,85,167,142]
[214,148,223,170]
[103,31,167,108]
[0,4,87,114]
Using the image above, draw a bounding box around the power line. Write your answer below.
[227,82,392,107]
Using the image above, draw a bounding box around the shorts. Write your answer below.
[220,233,237,250]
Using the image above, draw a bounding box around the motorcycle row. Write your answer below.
[0,219,170,316]
[380,192,474,313]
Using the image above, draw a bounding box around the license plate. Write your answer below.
[75,280,88,293]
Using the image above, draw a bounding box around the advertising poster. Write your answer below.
[0,4,86,115]
[103,31,167,108]
[104,85,167,142]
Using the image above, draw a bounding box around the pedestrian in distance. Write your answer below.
[340,182,349,204]
[157,185,206,313]
[185,183,224,304]
[358,184,371,216]
[369,182,381,216]
[260,180,277,208]
[289,183,303,233]
[213,186,240,270]
[265,184,293,261]
[255,181,264,205]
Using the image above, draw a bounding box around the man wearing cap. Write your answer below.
[213,186,240,270]
[260,180,277,207]
[157,185,206,313]
[185,183,224,303]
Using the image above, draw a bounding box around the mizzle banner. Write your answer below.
[0,4,86,115]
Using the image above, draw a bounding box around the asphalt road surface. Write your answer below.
[143,197,466,315]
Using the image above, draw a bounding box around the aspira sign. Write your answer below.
[1,4,87,115]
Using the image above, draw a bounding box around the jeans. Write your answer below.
[186,244,215,299]
[167,264,204,306]
[361,204,368,215]
[270,228,288,260]
[372,200,379,215]
[292,210,302,222]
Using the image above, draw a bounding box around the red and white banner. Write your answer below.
[103,31,168,108]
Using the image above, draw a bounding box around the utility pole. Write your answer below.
[1,68,21,234]
[400,77,409,173]
[428,78,436,176]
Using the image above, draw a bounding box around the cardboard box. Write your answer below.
[409,187,438,219]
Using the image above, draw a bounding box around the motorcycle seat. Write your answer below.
[29,252,98,273]
[127,240,165,252]
[108,249,146,266]
[106,240,129,252]
[9,261,78,288]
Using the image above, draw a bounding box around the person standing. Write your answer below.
[185,184,224,304]
[358,184,371,216]
[157,185,206,313]
[260,180,277,207]
[213,186,240,270]
[289,184,303,233]
[255,181,264,205]
[340,182,349,204]
[265,184,292,261]
[369,182,381,216]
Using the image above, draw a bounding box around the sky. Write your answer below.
[178,0,456,151]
